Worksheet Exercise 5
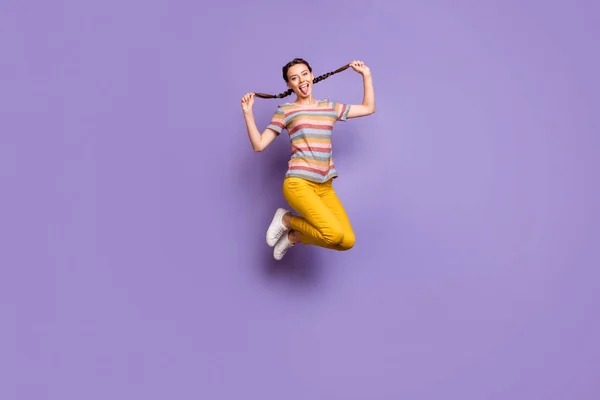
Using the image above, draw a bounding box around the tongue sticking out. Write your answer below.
[300,85,309,95]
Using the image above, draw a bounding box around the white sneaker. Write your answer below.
[266,208,290,247]
[274,232,294,260]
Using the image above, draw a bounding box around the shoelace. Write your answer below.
[278,237,292,254]
[271,225,285,239]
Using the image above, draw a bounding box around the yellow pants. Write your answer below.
[282,177,355,251]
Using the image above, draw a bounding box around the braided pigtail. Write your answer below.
[254,89,293,99]
[312,64,351,84]
[254,62,351,99]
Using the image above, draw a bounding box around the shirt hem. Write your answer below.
[284,171,338,184]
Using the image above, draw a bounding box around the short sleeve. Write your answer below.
[266,106,286,135]
[331,101,351,121]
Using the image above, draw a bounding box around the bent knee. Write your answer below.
[322,224,345,246]
[322,227,355,250]
[339,231,355,251]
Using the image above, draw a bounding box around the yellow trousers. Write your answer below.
[282,177,355,251]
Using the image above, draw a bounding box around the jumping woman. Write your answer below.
[241,58,375,260]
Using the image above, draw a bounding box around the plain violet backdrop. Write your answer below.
[1,0,599,399]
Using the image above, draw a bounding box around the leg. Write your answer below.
[316,179,356,251]
[282,177,346,249]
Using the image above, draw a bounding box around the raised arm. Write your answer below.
[346,60,376,119]
[241,92,278,152]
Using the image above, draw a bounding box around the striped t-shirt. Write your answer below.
[266,99,351,183]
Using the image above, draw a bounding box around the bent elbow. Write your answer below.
[362,103,375,115]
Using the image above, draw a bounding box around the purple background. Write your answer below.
[2,0,599,399]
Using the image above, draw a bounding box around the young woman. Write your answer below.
[241,58,375,260]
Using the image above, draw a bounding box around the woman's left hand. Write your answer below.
[349,60,371,76]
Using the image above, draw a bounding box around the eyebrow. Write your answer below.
[289,69,309,78]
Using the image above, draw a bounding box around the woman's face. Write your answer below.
[286,64,314,99]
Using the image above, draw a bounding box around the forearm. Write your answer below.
[361,73,375,112]
[243,111,262,151]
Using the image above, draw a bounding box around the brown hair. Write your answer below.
[254,58,351,99]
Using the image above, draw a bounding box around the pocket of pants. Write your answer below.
[283,177,312,190]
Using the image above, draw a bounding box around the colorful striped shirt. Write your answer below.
[266,99,351,183]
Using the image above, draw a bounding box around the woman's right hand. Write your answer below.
[241,92,255,114]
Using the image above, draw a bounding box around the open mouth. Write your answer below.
[299,83,309,95]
